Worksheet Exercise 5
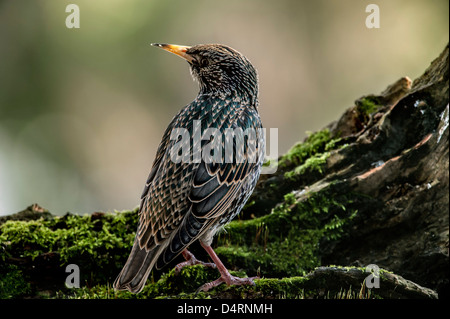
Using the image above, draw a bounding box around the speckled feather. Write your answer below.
[114,44,264,293]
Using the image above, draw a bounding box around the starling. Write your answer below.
[113,43,264,293]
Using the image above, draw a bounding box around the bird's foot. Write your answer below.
[197,273,259,292]
[175,249,217,274]
[196,242,259,292]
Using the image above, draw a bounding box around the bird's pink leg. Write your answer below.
[174,249,217,273]
[197,242,258,292]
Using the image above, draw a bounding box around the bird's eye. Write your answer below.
[200,58,209,67]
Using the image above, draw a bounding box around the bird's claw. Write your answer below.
[174,250,217,274]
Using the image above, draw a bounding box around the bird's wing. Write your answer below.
[189,110,263,220]
[136,104,198,252]
[136,98,264,268]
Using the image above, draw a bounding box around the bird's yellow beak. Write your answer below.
[151,43,194,63]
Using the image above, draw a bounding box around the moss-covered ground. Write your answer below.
[0,128,367,299]
[0,187,361,299]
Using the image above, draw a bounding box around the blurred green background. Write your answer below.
[0,0,448,216]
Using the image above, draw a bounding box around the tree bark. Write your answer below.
[247,44,449,298]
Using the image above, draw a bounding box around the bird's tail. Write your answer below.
[113,239,161,293]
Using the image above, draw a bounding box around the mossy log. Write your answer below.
[0,45,448,299]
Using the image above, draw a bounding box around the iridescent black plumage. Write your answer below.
[114,44,264,293]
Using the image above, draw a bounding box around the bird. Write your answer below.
[113,43,264,293]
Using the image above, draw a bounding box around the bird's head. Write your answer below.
[152,43,258,99]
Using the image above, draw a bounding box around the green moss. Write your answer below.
[0,264,32,298]
[278,129,343,179]
[64,265,224,299]
[143,266,219,298]
[356,96,383,115]
[65,265,310,299]
[279,129,336,167]
[284,152,330,178]
[0,209,139,286]
[216,188,358,278]
[62,263,383,299]
[252,277,308,298]
[328,285,376,299]
[59,282,136,299]
[216,228,320,278]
